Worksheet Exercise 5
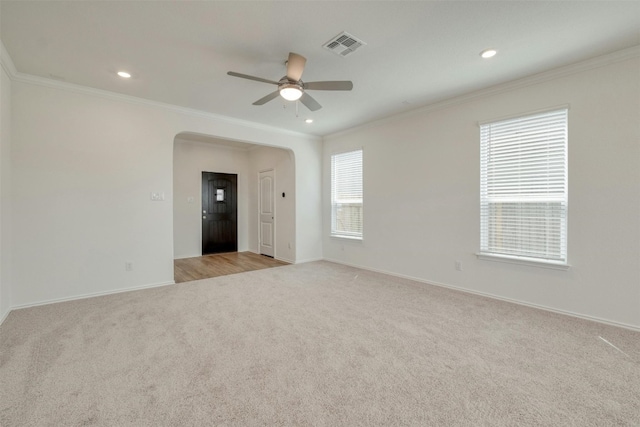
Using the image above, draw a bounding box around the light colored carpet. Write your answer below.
[1,261,639,426]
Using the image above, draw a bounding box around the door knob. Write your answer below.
[203,216,206,219]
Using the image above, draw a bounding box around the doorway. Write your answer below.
[259,169,275,257]
[202,172,237,254]
[174,134,296,264]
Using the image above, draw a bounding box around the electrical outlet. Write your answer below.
[125,262,133,272]
[455,260,462,271]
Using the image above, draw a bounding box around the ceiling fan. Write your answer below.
[227,52,353,111]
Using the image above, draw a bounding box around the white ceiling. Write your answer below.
[2,1,639,137]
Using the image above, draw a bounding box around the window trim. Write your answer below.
[478,106,569,268]
[330,148,363,240]
[330,234,364,242]
[476,252,570,270]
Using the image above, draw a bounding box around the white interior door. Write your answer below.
[259,169,275,257]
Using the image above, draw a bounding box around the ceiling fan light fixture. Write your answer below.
[279,84,303,101]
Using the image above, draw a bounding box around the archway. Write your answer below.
[172,132,296,280]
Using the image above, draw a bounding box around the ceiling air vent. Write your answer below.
[322,31,366,57]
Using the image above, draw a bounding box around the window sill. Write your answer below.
[476,252,570,270]
[330,234,363,241]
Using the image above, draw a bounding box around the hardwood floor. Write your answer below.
[174,251,288,283]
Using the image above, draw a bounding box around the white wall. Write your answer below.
[9,76,322,308]
[173,139,251,258]
[0,50,12,322]
[323,56,640,329]
[248,146,296,263]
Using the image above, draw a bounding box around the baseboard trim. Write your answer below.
[174,254,202,260]
[9,281,176,312]
[295,257,325,264]
[0,308,11,327]
[324,258,640,332]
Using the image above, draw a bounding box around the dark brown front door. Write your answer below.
[202,172,237,254]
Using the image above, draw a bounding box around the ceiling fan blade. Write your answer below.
[300,92,322,111]
[252,91,281,106]
[286,52,306,81]
[227,71,279,85]
[304,81,353,91]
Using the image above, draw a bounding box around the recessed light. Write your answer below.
[305,119,313,124]
[117,71,131,78]
[480,49,497,59]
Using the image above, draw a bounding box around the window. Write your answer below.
[480,108,568,265]
[331,149,363,239]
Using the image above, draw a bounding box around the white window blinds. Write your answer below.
[331,149,363,239]
[480,108,568,263]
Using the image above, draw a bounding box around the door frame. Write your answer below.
[258,168,276,258]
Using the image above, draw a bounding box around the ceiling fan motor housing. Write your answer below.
[279,76,302,87]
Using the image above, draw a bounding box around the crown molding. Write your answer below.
[0,41,18,78]
[325,45,640,140]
